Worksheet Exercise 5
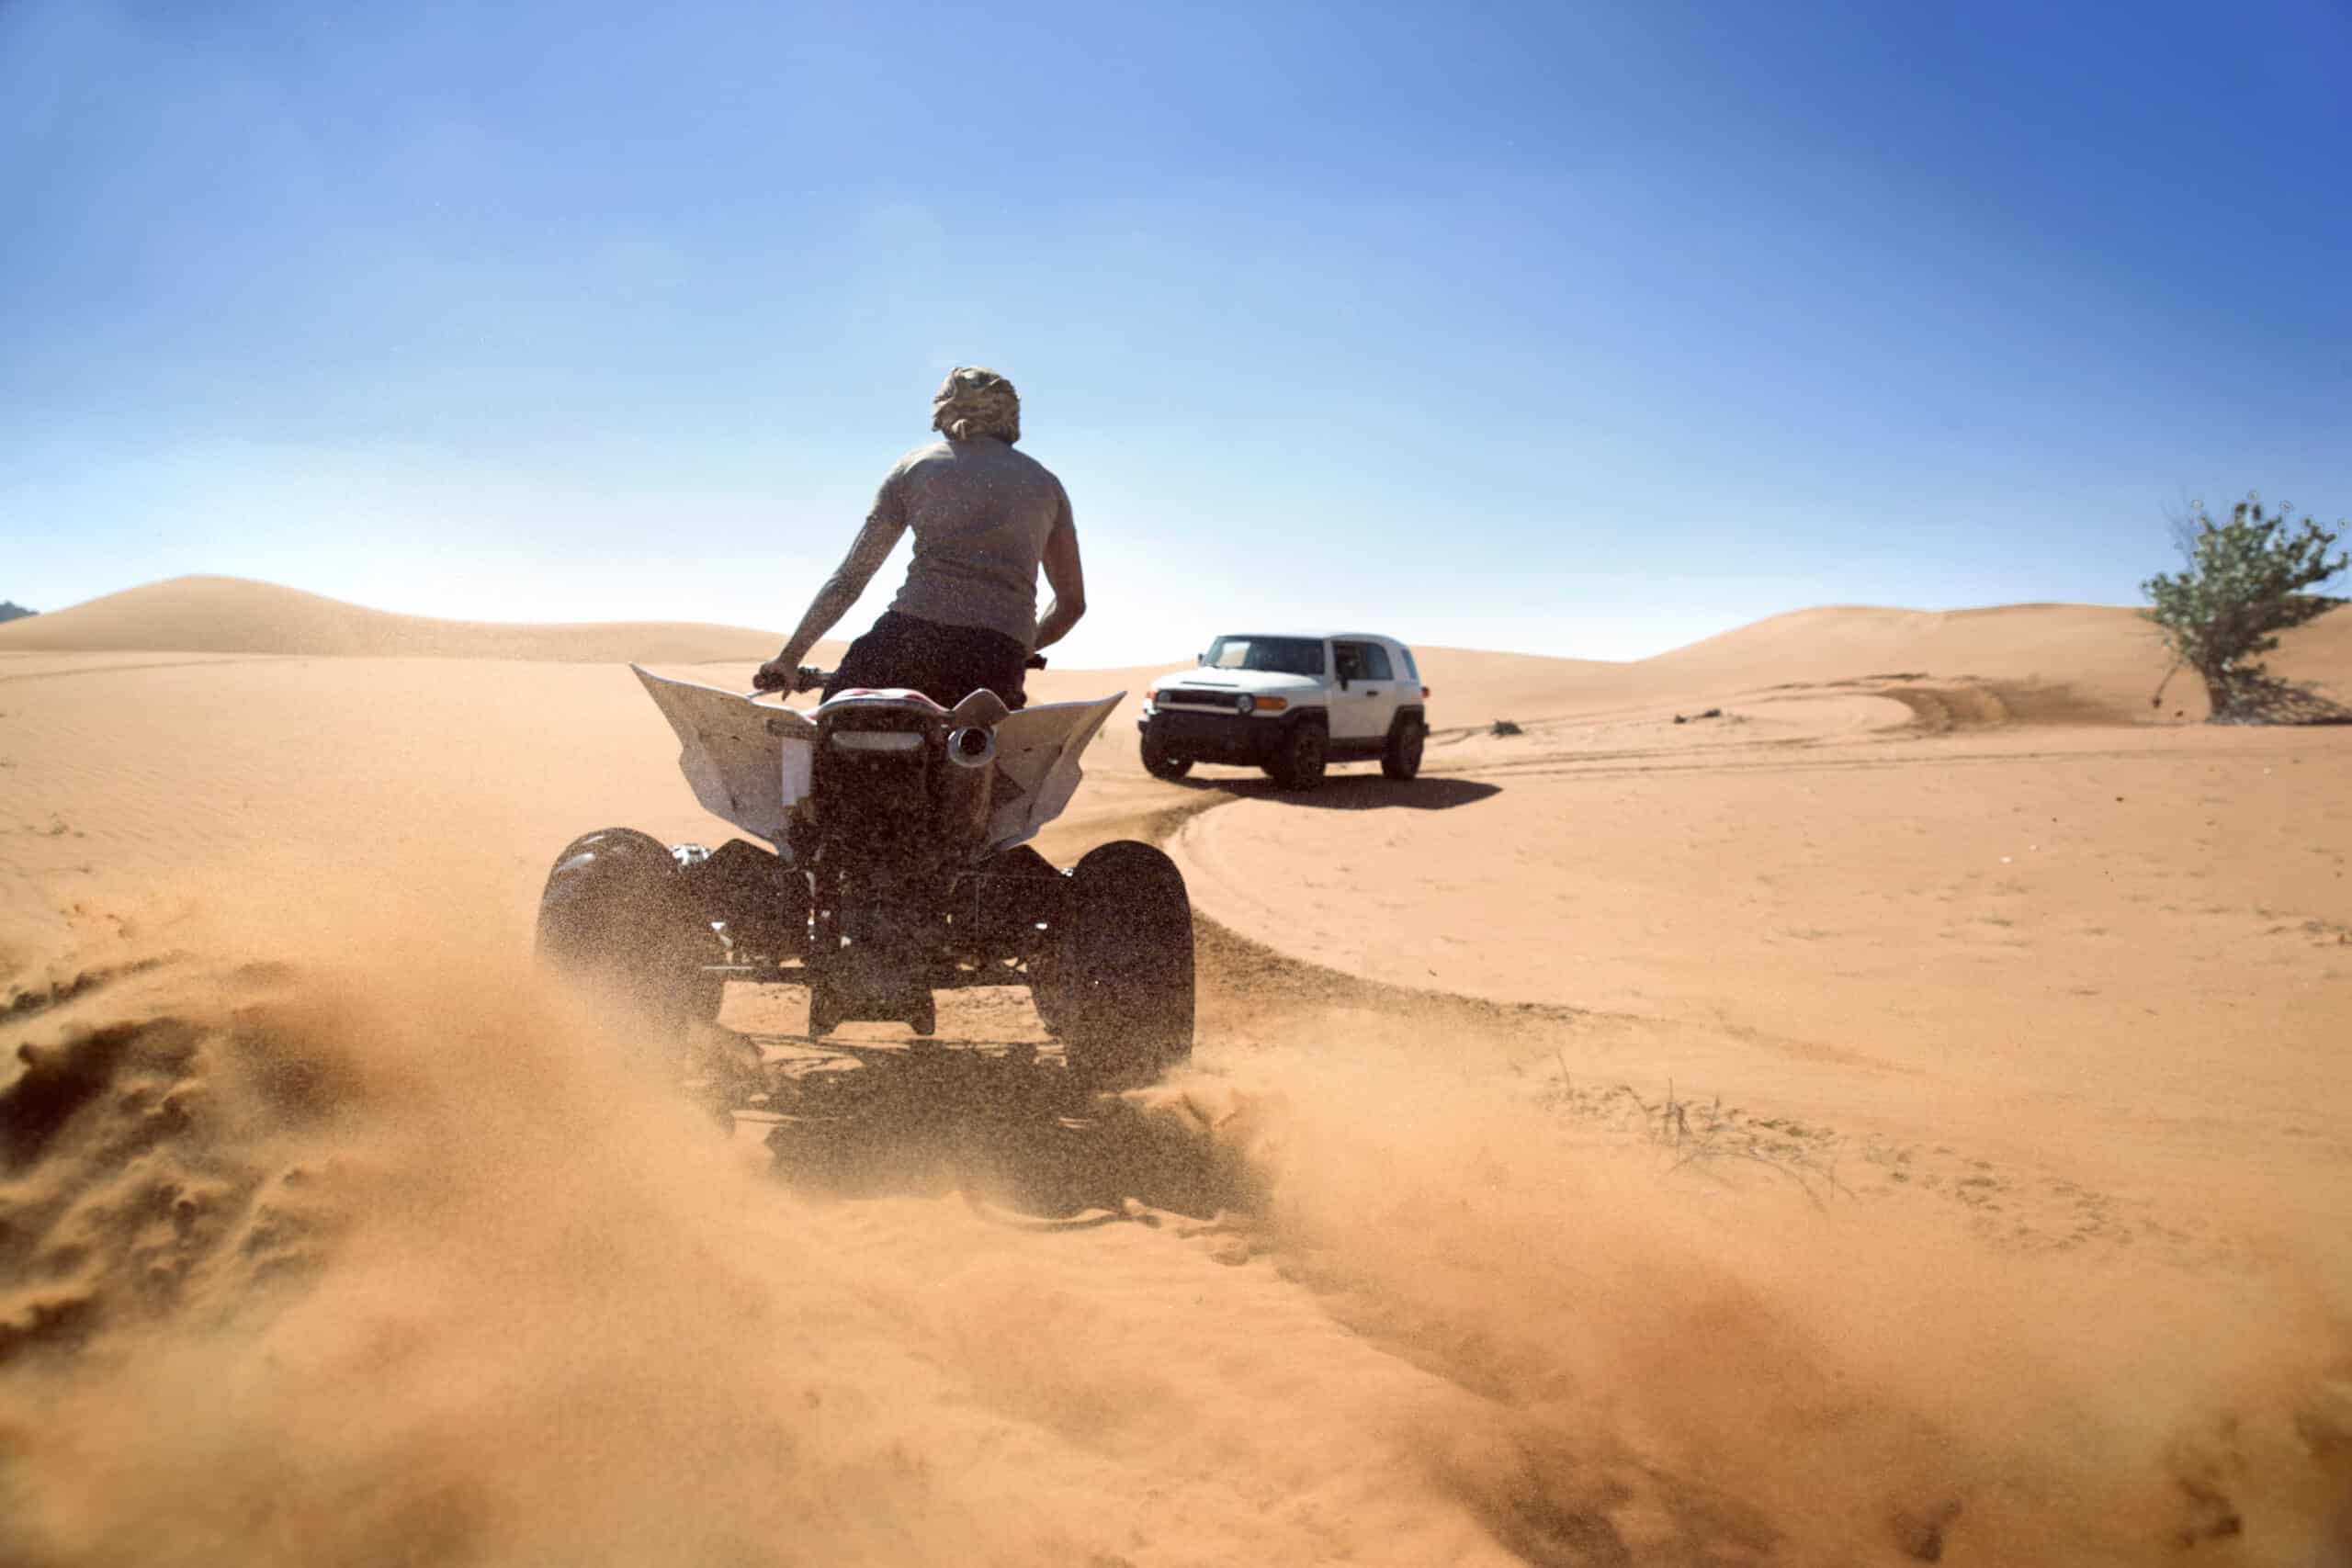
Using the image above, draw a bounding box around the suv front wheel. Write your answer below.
[1265,717,1328,791]
[1139,728,1193,781]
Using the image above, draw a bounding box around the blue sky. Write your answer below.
[3,0,2346,662]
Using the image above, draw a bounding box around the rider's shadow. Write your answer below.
[731,1042,1260,1222]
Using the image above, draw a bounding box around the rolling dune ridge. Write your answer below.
[0,576,786,664]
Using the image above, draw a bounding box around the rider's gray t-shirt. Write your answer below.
[876,436,1071,648]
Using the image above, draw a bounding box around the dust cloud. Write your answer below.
[4,866,2347,1566]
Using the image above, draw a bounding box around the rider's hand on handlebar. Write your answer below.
[756,659,830,695]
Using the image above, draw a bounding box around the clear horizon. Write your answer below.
[0,570,2212,672]
[5,0,2346,665]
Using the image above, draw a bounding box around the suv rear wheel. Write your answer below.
[1381,715,1425,780]
[1265,717,1328,791]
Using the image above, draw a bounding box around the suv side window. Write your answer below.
[1332,641,1365,683]
[1359,644,1395,682]
[1396,645,1419,683]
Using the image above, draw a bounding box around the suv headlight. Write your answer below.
[1235,694,1255,714]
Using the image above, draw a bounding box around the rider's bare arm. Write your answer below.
[768,511,908,675]
[1030,506,1086,654]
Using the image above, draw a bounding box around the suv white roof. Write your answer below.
[1216,630,1410,644]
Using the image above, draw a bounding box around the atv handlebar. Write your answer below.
[750,665,829,696]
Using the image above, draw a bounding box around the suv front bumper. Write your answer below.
[1139,708,1290,765]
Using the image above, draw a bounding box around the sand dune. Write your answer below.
[1649,601,2352,721]
[1416,602,2352,728]
[6,585,2352,1563]
[0,575,786,663]
[10,574,2347,725]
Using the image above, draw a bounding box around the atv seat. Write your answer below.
[817,687,946,713]
[815,687,1015,728]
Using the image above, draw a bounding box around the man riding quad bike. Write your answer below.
[533,369,1194,1089]
[760,365,1087,713]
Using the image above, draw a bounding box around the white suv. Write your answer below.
[1137,632,1429,790]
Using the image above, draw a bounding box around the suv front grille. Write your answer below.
[1160,687,1246,710]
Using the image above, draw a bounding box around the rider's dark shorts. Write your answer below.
[823,611,1029,710]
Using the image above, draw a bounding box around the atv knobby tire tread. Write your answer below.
[535,828,722,1034]
[1046,840,1194,1089]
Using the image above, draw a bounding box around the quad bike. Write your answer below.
[534,663,1194,1090]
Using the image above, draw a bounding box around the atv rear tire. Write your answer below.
[1039,840,1194,1089]
[1265,718,1328,791]
[1140,729,1193,781]
[1380,715,1425,780]
[535,828,722,1033]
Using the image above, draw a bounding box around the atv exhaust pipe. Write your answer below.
[946,725,997,767]
[939,725,997,838]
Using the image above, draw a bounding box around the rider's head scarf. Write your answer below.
[930,367,1022,444]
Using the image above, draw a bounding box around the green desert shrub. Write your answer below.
[2142,495,2346,721]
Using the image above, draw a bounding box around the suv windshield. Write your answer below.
[1205,636,1325,677]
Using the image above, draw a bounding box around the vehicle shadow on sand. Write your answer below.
[1168,773,1500,811]
[722,1039,1260,1223]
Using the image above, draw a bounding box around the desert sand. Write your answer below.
[3,579,2349,1565]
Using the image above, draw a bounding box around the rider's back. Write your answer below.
[881,435,1070,649]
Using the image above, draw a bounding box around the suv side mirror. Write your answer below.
[1196,651,1206,666]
